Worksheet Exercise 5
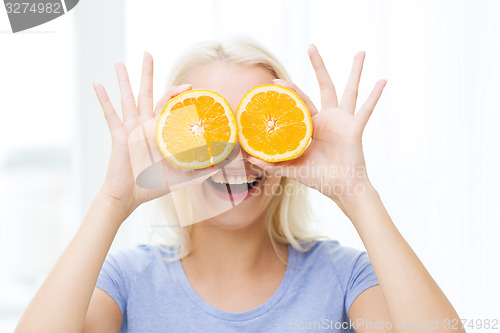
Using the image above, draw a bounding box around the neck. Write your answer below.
[183,211,287,278]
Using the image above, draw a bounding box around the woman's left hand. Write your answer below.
[247,45,387,204]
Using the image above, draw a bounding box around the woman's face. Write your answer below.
[185,61,282,229]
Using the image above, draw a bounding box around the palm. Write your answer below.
[301,109,365,194]
[105,115,163,205]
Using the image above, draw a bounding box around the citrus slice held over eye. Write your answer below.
[235,84,313,162]
[156,89,237,169]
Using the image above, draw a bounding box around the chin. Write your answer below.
[207,195,269,229]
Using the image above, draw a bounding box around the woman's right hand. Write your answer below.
[92,52,213,217]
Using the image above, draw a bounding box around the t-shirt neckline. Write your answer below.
[173,243,297,321]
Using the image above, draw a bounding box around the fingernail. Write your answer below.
[308,44,318,57]
[273,79,285,83]
[179,84,191,88]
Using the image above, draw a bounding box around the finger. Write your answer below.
[137,51,154,116]
[273,79,319,116]
[340,51,365,115]
[154,84,192,119]
[114,63,138,121]
[355,80,387,129]
[308,44,338,109]
[92,82,123,133]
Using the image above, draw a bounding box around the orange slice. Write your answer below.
[236,84,312,162]
[156,89,237,169]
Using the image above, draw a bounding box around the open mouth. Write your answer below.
[207,171,263,201]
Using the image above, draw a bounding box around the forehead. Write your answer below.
[186,61,277,110]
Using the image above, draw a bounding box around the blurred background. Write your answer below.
[1,0,499,330]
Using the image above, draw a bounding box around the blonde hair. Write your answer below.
[144,37,328,260]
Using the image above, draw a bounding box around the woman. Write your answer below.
[16,38,463,332]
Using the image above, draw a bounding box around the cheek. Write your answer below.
[253,175,283,199]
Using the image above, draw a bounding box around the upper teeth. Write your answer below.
[210,173,259,184]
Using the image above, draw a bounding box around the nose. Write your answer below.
[233,142,250,160]
[213,142,250,170]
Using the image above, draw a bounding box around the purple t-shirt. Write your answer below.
[96,240,379,332]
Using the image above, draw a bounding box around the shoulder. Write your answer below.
[103,243,178,278]
[96,244,179,318]
[297,239,366,264]
[293,240,379,313]
[296,240,375,285]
